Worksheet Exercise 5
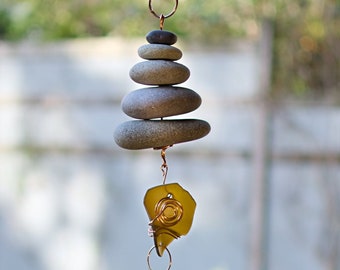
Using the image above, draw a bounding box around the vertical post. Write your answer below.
[250,19,274,270]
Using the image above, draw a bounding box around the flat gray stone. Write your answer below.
[122,86,201,119]
[129,60,190,85]
[138,44,182,61]
[146,30,177,45]
[114,119,211,150]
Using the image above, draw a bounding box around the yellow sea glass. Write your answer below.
[144,183,196,256]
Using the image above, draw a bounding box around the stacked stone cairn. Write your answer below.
[114,30,210,150]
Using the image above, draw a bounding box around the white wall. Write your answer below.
[0,37,339,270]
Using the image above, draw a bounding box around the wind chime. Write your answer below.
[114,0,210,268]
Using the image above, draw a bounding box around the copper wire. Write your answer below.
[148,194,183,229]
[160,147,168,184]
[159,145,173,184]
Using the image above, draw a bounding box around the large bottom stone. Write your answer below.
[114,119,211,150]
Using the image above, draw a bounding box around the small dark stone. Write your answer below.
[146,30,177,45]
[114,119,211,150]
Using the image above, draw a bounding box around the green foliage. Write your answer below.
[0,0,338,97]
[270,0,339,97]
[0,0,262,40]
[0,8,10,38]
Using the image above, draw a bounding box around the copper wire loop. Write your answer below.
[149,0,178,19]
[150,195,183,227]
[156,196,183,226]
[149,0,178,29]
[147,246,172,270]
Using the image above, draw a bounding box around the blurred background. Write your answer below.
[0,0,339,270]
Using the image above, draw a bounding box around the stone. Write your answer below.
[129,60,190,85]
[114,119,211,150]
[146,30,177,45]
[121,86,201,119]
[138,44,182,61]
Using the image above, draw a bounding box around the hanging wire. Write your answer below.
[153,145,172,184]
[148,0,179,29]
[160,146,169,184]
[159,145,175,184]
